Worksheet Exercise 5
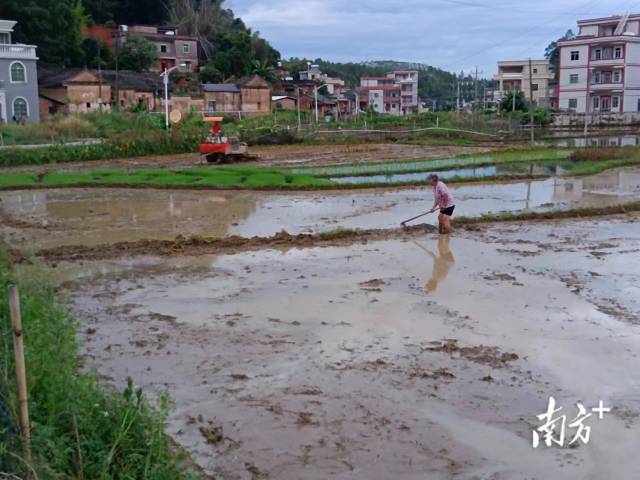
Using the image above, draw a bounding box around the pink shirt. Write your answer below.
[434,181,455,209]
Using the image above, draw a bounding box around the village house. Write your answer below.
[38,68,164,116]
[299,64,346,96]
[38,68,111,116]
[358,70,419,115]
[0,19,40,123]
[557,13,640,115]
[202,75,272,116]
[494,60,555,107]
[126,25,198,73]
[100,70,161,110]
[82,24,199,73]
[272,95,297,111]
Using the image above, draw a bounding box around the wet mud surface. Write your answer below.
[52,217,640,479]
[2,167,639,250]
[0,143,491,174]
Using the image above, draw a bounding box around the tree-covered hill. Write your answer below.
[0,0,280,79]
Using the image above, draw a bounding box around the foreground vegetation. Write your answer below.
[0,110,497,167]
[0,249,198,478]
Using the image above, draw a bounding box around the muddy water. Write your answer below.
[60,216,640,479]
[2,167,640,249]
[329,162,552,184]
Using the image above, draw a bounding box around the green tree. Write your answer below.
[213,31,254,79]
[2,0,86,66]
[252,59,275,83]
[82,37,112,68]
[115,34,158,71]
[199,64,223,83]
[82,0,118,23]
[499,90,527,113]
[545,29,575,78]
[252,32,280,66]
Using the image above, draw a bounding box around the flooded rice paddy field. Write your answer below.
[2,166,640,249]
[3,151,640,479]
[50,216,640,479]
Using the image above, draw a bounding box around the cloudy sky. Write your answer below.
[228,0,639,77]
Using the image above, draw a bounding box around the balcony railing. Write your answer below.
[0,44,37,59]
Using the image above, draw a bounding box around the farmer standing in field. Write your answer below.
[427,173,455,234]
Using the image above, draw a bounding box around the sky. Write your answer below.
[228,0,640,77]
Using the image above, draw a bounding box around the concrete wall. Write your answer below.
[0,57,39,122]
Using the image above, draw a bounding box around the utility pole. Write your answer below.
[456,78,460,115]
[512,87,516,112]
[473,66,480,128]
[296,86,301,130]
[528,58,535,145]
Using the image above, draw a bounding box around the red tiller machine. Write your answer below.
[199,117,257,163]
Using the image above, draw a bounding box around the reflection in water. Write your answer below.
[552,135,640,148]
[415,236,455,292]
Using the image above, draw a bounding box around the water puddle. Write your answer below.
[329,162,556,184]
[547,134,640,148]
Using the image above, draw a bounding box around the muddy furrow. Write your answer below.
[12,203,640,263]
[16,225,435,263]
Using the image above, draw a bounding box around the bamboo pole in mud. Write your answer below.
[8,285,31,462]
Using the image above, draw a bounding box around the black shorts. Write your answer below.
[440,206,455,216]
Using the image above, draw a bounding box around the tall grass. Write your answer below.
[569,146,640,162]
[0,249,199,478]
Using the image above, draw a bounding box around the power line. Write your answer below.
[439,0,603,69]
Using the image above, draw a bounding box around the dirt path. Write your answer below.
[0,143,494,174]
[58,218,640,479]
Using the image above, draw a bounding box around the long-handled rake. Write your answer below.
[400,209,436,227]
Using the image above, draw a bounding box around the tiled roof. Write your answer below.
[202,83,241,93]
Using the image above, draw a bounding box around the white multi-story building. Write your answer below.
[494,60,555,107]
[358,70,419,116]
[558,13,640,114]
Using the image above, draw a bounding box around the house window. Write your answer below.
[182,43,190,54]
[12,97,28,118]
[533,68,538,73]
[637,98,640,112]
[10,62,26,83]
[569,74,579,84]
[593,71,601,83]
[257,101,261,110]
[594,49,602,60]
[612,96,620,109]
[0,32,10,44]
[614,70,621,82]
[568,98,578,109]
[571,51,580,61]
[86,102,91,109]
[603,71,612,83]
[184,61,191,70]
[207,100,216,112]
[531,83,539,91]
[160,44,168,53]
[615,47,622,59]
[593,96,600,109]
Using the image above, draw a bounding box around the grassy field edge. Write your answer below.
[0,248,200,479]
